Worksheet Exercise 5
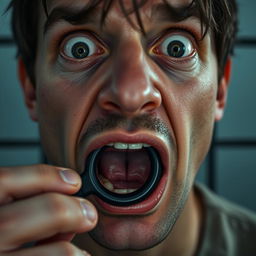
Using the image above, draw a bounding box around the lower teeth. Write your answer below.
[99,175,137,194]
[114,188,137,194]
[100,176,114,190]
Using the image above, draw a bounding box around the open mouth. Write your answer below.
[77,134,169,212]
[76,140,164,207]
[96,142,152,195]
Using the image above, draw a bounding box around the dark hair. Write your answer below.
[8,0,238,84]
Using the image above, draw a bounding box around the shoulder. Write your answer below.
[196,183,256,226]
[196,183,256,256]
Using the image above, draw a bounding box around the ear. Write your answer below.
[215,58,232,121]
[18,58,38,122]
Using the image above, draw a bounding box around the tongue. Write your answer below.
[98,149,151,189]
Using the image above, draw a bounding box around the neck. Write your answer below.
[73,186,204,256]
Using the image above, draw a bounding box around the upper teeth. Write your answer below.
[107,142,151,150]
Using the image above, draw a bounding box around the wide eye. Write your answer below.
[63,36,96,59]
[160,35,193,58]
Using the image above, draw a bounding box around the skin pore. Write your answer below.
[19,0,231,255]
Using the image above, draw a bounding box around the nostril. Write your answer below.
[100,98,161,115]
[142,102,159,113]
[101,101,120,113]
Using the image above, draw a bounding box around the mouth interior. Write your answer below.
[96,147,151,194]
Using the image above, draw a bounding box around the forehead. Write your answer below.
[41,0,199,35]
[45,0,194,16]
[46,0,193,7]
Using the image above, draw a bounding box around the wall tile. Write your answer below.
[0,47,39,139]
[216,148,256,212]
[0,0,12,37]
[0,147,42,166]
[196,158,208,185]
[237,0,256,37]
[218,48,256,139]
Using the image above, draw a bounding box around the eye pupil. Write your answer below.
[167,40,185,58]
[72,42,89,59]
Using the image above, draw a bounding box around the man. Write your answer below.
[1,0,256,255]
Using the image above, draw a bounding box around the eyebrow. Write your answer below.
[43,4,101,34]
[151,2,200,23]
[43,1,201,36]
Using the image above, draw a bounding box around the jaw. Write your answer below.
[73,141,202,252]
[74,128,197,251]
[75,177,192,252]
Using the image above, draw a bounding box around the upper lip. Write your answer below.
[82,131,170,175]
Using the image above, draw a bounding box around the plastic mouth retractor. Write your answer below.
[75,146,163,206]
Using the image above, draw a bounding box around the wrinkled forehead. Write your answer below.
[45,0,193,9]
[42,0,194,19]
[39,0,200,36]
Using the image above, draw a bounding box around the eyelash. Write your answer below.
[58,30,107,60]
[150,26,199,49]
[56,26,200,65]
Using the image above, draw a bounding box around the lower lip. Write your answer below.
[93,172,168,215]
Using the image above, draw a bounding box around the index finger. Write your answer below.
[0,165,82,204]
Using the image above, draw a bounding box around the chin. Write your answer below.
[87,180,189,251]
[88,218,168,251]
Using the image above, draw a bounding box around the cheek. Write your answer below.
[35,79,68,164]
[157,56,218,178]
[34,48,110,166]
[189,81,217,130]
[186,70,218,172]
[35,75,90,166]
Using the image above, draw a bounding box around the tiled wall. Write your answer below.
[0,0,41,167]
[0,0,256,211]
[208,0,256,211]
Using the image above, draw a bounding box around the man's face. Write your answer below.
[25,0,227,250]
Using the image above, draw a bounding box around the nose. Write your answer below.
[97,39,162,117]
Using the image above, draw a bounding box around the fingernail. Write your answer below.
[60,170,79,186]
[82,251,91,256]
[80,201,96,223]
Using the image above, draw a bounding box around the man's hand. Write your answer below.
[0,165,97,256]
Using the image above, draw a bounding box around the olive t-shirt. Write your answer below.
[196,183,256,256]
